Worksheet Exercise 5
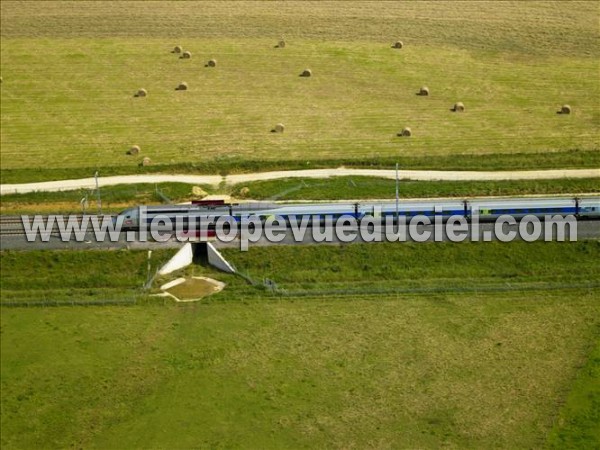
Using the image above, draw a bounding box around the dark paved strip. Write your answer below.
[1,221,598,251]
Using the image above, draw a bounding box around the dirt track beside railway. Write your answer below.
[1,168,599,195]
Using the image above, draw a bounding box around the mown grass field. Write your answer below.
[1,243,599,448]
[1,177,598,215]
[1,1,598,182]
[547,339,600,448]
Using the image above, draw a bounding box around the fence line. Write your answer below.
[0,297,138,308]
[2,282,597,307]
[276,282,600,298]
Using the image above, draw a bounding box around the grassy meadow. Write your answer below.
[1,242,599,448]
[1,1,599,182]
[3,291,598,449]
[547,339,600,448]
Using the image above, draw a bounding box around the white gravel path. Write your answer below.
[1,168,598,195]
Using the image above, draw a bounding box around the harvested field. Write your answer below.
[1,1,598,173]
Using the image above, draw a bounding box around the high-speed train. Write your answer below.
[117,196,600,230]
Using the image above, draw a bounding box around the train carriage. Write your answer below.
[117,196,600,231]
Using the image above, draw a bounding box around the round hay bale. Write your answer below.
[135,88,147,97]
[418,86,429,96]
[561,104,571,114]
[140,157,152,167]
[453,102,465,112]
[176,81,188,91]
[173,45,182,54]
[0,77,3,84]
[127,145,140,156]
[300,68,312,77]
[207,59,217,67]
[277,40,286,48]
[398,127,412,137]
[239,187,250,197]
[272,123,285,133]
[392,41,403,49]
[181,50,191,59]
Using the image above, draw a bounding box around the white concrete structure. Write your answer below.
[207,243,236,273]
[158,243,194,275]
[156,242,235,276]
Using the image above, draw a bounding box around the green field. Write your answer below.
[2,292,599,449]
[547,339,600,448]
[1,243,599,448]
[1,1,599,182]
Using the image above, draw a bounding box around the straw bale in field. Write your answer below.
[560,104,571,114]
[272,123,285,133]
[127,145,140,155]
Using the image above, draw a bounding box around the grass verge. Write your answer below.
[0,249,175,305]
[222,241,600,296]
[231,176,600,201]
[0,182,209,214]
[1,177,598,215]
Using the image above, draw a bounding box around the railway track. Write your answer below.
[0,215,114,237]
[0,216,27,236]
